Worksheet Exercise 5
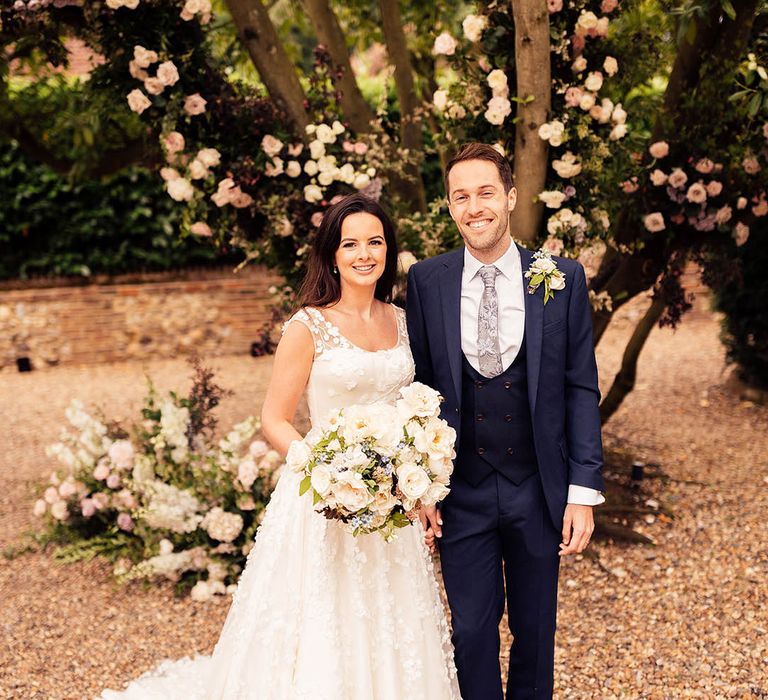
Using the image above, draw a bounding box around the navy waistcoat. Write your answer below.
[457,337,538,487]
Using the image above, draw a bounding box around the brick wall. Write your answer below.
[0,266,282,370]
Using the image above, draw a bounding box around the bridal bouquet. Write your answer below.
[287,382,456,541]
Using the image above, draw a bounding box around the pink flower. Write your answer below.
[58,481,77,499]
[715,206,732,225]
[160,167,180,182]
[91,492,110,510]
[342,140,355,153]
[354,142,368,155]
[542,237,564,255]
[621,178,639,194]
[753,198,768,217]
[564,87,583,107]
[643,212,665,232]
[649,141,669,159]
[736,197,748,210]
[106,473,122,489]
[330,194,345,205]
[706,180,723,197]
[650,169,668,186]
[126,89,151,114]
[733,222,749,247]
[33,499,47,517]
[287,143,303,157]
[163,131,185,154]
[80,498,96,518]
[743,157,760,175]
[117,513,135,532]
[670,213,685,225]
[686,182,708,204]
[668,168,688,189]
[547,0,562,12]
[190,221,213,236]
[571,34,586,54]
[183,93,207,116]
[93,462,110,481]
[601,0,618,12]
[157,61,179,87]
[115,489,137,510]
[109,440,135,469]
[143,77,165,96]
[311,212,324,227]
[249,440,269,459]
[695,158,714,174]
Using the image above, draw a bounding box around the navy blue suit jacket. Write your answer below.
[406,244,604,529]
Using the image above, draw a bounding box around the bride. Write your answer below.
[99,193,461,699]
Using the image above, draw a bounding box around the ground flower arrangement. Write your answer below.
[33,360,282,601]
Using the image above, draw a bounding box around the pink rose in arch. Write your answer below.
[601,0,618,12]
[649,141,669,159]
[752,198,768,217]
[733,222,749,246]
[183,93,207,116]
[547,0,562,12]
[311,212,324,227]
[621,178,639,194]
[354,142,368,155]
[342,140,355,153]
[715,206,732,225]
[106,473,122,490]
[743,157,760,175]
[80,498,96,518]
[670,213,685,225]
[705,181,723,197]
[565,87,583,107]
[117,513,135,532]
[694,158,714,174]
[571,34,586,54]
[643,212,665,232]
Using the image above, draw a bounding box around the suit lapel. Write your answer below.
[519,244,542,417]
[438,250,464,407]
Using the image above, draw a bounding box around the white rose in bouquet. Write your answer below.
[396,381,442,420]
[396,463,431,501]
[310,463,333,497]
[286,439,312,472]
[332,471,374,512]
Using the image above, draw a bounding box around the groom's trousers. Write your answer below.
[439,469,561,700]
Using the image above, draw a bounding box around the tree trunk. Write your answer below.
[302,0,375,134]
[378,0,427,212]
[508,0,551,243]
[599,295,665,423]
[225,0,309,135]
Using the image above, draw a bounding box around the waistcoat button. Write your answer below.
[477,447,486,455]
[476,413,485,421]
[506,447,514,455]
[504,414,513,422]
[504,381,512,389]
[475,380,484,388]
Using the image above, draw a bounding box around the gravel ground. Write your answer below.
[1,294,766,699]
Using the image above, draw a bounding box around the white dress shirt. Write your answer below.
[460,241,604,507]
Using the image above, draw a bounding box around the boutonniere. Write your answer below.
[524,250,566,305]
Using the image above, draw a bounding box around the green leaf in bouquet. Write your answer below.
[313,490,322,506]
[299,475,312,496]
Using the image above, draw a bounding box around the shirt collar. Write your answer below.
[463,238,520,281]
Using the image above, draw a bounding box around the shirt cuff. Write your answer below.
[567,484,605,506]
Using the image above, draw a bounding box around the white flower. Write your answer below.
[196,148,221,168]
[304,184,324,203]
[261,134,283,158]
[397,382,442,419]
[166,177,194,202]
[353,173,371,190]
[413,417,456,460]
[484,96,512,125]
[201,507,243,542]
[552,152,582,179]
[332,471,374,512]
[286,439,312,472]
[611,104,627,124]
[603,56,618,76]
[50,501,69,520]
[733,222,749,246]
[339,162,355,183]
[126,89,151,114]
[609,123,627,140]
[188,159,208,180]
[331,120,345,135]
[33,499,47,517]
[238,457,259,490]
[538,120,565,147]
[133,45,158,69]
[462,13,488,42]
[433,31,457,56]
[575,10,599,35]
[572,56,588,73]
[584,71,604,92]
[643,212,665,233]
[160,167,180,182]
[433,89,449,111]
[396,463,431,500]
[315,124,336,144]
[157,61,180,87]
[549,272,566,291]
[304,160,319,177]
[108,440,134,470]
[286,160,301,178]
[309,139,326,160]
[423,481,450,505]
[579,93,596,111]
[538,190,567,209]
[265,157,284,177]
[487,69,508,93]
[190,580,213,602]
[310,464,332,497]
[448,104,466,120]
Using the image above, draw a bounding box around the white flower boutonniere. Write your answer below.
[524,250,566,305]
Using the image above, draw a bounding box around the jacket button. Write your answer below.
[504,414,513,422]
[504,381,512,389]
[506,447,514,455]
[476,447,486,455]
[476,413,485,421]
[475,380,484,388]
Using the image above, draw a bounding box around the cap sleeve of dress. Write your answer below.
[282,308,325,356]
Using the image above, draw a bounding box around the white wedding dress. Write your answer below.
[99,305,461,700]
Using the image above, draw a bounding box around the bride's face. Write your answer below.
[334,212,387,290]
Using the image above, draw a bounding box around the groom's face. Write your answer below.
[446,159,517,257]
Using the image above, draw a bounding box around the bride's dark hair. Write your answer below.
[297,193,399,308]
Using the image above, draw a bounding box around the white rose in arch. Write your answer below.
[196,148,221,168]
[487,69,508,93]
[188,159,208,180]
[166,177,194,202]
[261,134,283,157]
[286,160,301,178]
[462,14,487,42]
[133,45,158,69]
[309,139,326,160]
[304,160,319,177]
[433,31,458,56]
[433,89,449,111]
[603,56,619,76]
[315,124,336,144]
[584,71,604,93]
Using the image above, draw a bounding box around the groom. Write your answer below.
[407,143,604,700]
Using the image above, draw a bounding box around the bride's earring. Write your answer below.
[333,265,338,275]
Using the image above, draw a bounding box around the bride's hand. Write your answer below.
[419,504,442,553]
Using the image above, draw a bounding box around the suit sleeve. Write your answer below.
[564,263,605,492]
[406,266,434,388]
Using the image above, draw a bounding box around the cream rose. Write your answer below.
[286,439,311,472]
[643,212,665,233]
[396,463,431,501]
[433,32,458,56]
[333,471,374,512]
[397,382,441,420]
[433,89,448,111]
[310,464,332,497]
[167,177,194,202]
[183,93,207,116]
[462,13,487,42]
[126,89,151,114]
[286,160,301,178]
[157,61,180,87]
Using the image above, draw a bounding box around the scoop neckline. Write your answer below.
[308,304,402,354]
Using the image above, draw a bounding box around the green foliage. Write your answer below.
[0,140,237,279]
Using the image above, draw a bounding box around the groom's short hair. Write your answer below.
[444,143,514,196]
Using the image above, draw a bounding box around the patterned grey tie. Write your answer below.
[477,265,503,378]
